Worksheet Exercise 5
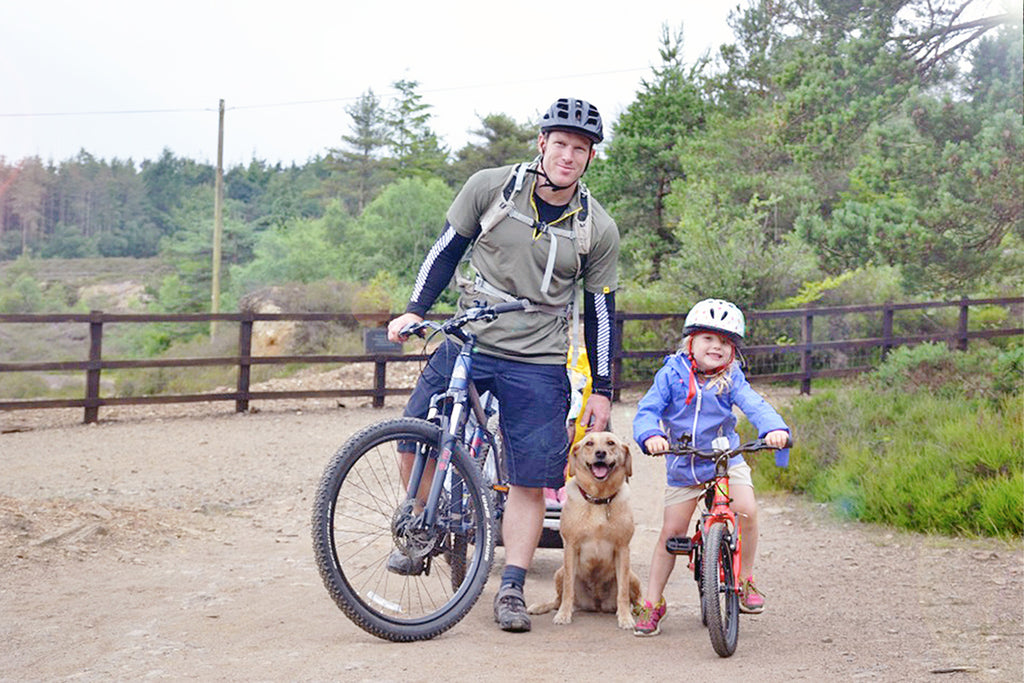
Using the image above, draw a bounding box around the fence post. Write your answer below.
[612,318,625,403]
[236,312,253,413]
[84,310,103,424]
[957,297,969,351]
[800,312,814,395]
[373,358,387,408]
[881,303,894,362]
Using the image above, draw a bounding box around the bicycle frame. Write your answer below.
[401,303,520,536]
[664,436,790,657]
[409,340,474,529]
[687,455,743,595]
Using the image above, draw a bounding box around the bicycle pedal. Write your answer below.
[666,536,693,554]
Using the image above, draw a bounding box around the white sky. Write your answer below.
[0,1,739,167]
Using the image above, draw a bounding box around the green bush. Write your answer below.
[0,373,48,399]
[812,394,1021,535]
[613,281,691,382]
[756,344,1023,538]
[868,342,1021,402]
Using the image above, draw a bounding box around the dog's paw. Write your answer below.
[526,601,554,615]
[616,612,635,630]
[552,609,574,625]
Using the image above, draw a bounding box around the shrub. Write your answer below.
[868,342,1021,402]
[616,281,691,382]
[0,373,49,399]
[755,344,1023,538]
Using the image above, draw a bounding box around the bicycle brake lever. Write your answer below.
[399,322,427,338]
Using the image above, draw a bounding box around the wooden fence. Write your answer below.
[0,298,1020,423]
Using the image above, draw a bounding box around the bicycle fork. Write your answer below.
[664,479,744,586]
[407,350,473,530]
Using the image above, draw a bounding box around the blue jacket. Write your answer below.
[633,353,790,487]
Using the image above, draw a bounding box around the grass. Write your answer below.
[754,344,1023,539]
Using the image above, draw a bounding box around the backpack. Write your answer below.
[477,158,594,263]
[456,158,595,366]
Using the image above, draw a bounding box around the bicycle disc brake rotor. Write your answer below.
[390,493,451,560]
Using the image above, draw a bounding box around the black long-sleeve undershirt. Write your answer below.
[584,288,615,398]
[405,223,471,317]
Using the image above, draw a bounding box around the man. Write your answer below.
[387,97,620,633]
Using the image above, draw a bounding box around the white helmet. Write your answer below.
[683,299,745,343]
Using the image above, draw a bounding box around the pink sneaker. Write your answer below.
[633,598,667,637]
[740,576,765,614]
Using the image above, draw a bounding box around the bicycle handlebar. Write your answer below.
[660,436,793,460]
[399,300,528,339]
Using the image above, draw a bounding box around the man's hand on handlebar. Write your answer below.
[387,312,424,343]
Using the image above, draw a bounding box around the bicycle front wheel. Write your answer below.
[311,418,496,642]
[702,522,740,657]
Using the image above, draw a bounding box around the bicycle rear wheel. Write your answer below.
[701,522,740,657]
[312,418,496,641]
[469,397,508,545]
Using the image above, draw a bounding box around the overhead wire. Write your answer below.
[0,66,651,119]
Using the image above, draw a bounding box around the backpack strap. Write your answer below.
[459,160,597,364]
[480,158,593,259]
[471,275,569,317]
[479,160,532,235]
[573,182,592,255]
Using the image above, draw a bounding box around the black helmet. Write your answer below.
[540,98,603,144]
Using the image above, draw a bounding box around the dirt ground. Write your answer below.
[1,383,1022,682]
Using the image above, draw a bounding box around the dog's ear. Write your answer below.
[568,440,579,478]
[622,441,633,479]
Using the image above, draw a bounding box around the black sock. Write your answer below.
[501,565,527,590]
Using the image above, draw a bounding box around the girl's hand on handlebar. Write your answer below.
[764,430,790,449]
[387,312,424,342]
[644,435,670,455]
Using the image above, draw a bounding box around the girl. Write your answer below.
[631,298,790,637]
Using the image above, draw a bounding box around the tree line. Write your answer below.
[0,0,1019,320]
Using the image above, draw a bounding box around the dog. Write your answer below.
[527,431,642,629]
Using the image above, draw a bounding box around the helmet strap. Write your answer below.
[528,163,573,192]
[683,338,698,405]
[684,335,735,396]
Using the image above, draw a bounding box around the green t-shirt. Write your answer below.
[447,163,619,365]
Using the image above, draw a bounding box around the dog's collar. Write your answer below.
[577,485,617,506]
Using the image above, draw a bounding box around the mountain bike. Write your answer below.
[311,301,526,642]
[663,435,792,657]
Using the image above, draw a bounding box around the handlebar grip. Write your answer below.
[492,300,527,315]
[399,322,425,338]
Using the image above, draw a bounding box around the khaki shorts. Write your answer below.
[664,461,753,507]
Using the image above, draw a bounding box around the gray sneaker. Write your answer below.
[493,584,531,632]
[386,549,424,576]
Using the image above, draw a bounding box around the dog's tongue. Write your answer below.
[591,463,610,480]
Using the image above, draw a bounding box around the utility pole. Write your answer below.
[211,99,225,337]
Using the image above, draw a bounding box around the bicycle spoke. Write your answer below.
[312,418,495,641]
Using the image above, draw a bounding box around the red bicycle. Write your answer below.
[664,435,792,657]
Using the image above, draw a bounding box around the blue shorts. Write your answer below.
[403,340,570,489]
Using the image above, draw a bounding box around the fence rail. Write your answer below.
[1,298,1020,423]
